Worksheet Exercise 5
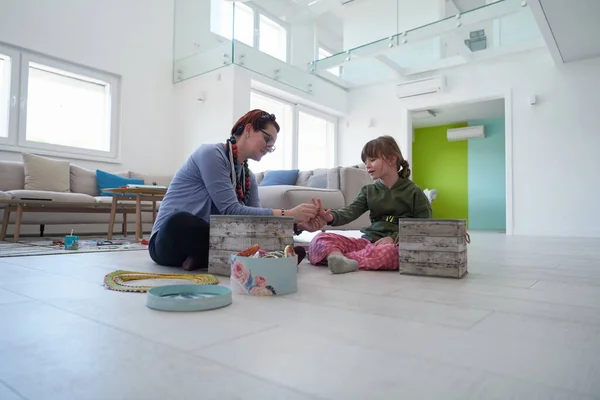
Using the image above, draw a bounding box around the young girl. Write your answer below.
[309,135,432,274]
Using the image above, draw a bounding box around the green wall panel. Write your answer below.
[412,123,469,222]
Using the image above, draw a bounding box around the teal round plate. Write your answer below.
[146,284,232,312]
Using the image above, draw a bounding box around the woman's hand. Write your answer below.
[374,237,395,246]
[288,203,319,222]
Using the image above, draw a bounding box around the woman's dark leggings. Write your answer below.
[149,211,210,268]
[148,211,307,268]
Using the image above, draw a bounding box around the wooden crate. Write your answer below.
[208,215,295,276]
[397,219,468,279]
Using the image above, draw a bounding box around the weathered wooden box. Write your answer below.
[397,219,468,279]
[208,215,295,276]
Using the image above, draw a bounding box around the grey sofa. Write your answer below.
[0,159,172,236]
[0,158,372,237]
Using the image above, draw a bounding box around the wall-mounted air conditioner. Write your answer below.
[396,76,445,99]
[447,125,485,141]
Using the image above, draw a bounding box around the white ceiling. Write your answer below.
[412,98,505,128]
[538,0,600,63]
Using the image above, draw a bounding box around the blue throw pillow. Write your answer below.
[259,169,299,187]
[96,170,144,196]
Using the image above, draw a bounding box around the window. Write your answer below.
[318,47,341,77]
[214,2,254,46]
[25,63,111,152]
[0,53,10,138]
[233,3,255,47]
[259,15,287,62]
[211,1,288,62]
[247,91,293,173]
[247,90,337,174]
[297,110,336,171]
[0,43,120,160]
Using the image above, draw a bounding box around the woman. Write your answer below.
[149,109,323,270]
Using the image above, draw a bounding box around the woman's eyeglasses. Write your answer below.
[260,129,276,153]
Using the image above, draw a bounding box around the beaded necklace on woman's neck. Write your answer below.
[226,136,251,205]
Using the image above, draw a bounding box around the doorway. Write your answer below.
[407,97,509,233]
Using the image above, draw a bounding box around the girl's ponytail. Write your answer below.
[399,159,411,179]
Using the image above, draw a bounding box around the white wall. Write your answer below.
[173,68,237,164]
[0,0,176,174]
[289,22,343,70]
[317,25,343,54]
[340,49,600,238]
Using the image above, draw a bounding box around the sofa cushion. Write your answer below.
[71,165,129,196]
[254,171,264,185]
[96,170,144,196]
[70,165,99,196]
[311,167,340,190]
[22,153,70,192]
[257,185,345,210]
[306,173,327,189]
[282,187,345,210]
[129,172,173,187]
[295,170,314,186]
[0,160,25,191]
[259,169,299,187]
[340,167,373,203]
[8,190,96,203]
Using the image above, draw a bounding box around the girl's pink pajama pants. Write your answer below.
[308,232,399,270]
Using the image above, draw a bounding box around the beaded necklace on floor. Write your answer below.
[226,136,251,205]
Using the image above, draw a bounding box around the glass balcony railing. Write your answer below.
[173,0,544,91]
[173,0,327,93]
[310,0,543,88]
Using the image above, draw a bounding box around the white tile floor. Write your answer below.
[1,231,600,399]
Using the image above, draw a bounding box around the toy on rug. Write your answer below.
[64,230,79,250]
[103,270,219,293]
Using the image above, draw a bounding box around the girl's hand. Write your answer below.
[312,198,333,223]
[297,216,327,232]
[374,237,395,246]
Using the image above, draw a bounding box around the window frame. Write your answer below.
[232,1,255,48]
[0,44,20,147]
[212,1,290,64]
[249,89,338,172]
[256,10,290,63]
[249,89,295,172]
[0,42,121,163]
[296,104,338,170]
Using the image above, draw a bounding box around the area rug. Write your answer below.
[0,236,147,258]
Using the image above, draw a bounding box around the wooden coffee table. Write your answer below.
[101,187,167,242]
[0,199,152,242]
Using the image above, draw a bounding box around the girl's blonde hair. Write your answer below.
[361,135,411,179]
